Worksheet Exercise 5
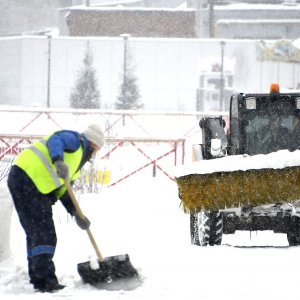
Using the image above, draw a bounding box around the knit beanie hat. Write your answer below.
[83,124,105,149]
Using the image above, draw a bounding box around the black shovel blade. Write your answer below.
[77,254,138,285]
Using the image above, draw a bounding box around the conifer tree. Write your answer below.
[70,44,101,109]
[115,40,143,110]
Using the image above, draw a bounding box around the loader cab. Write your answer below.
[228,91,300,155]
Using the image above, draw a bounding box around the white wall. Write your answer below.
[0,37,23,105]
[0,36,299,111]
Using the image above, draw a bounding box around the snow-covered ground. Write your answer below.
[1,108,300,299]
[0,171,299,300]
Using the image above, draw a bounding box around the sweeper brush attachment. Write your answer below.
[176,165,300,213]
[77,254,138,285]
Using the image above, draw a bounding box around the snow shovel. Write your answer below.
[64,179,138,285]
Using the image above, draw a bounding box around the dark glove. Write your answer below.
[74,213,91,230]
[54,160,69,179]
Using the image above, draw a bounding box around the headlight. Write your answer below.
[211,138,222,157]
[245,97,256,110]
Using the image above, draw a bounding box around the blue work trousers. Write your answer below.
[7,166,59,287]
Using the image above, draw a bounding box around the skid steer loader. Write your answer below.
[176,84,300,246]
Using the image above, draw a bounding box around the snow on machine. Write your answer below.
[175,84,300,246]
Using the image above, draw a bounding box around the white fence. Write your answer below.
[1,36,300,111]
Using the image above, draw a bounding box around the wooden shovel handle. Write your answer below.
[64,179,105,262]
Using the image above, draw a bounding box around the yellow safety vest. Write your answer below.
[14,135,83,197]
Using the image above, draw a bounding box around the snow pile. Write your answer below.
[0,181,13,262]
[175,149,300,177]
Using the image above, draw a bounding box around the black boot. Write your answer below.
[29,254,65,293]
[33,281,65,293]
